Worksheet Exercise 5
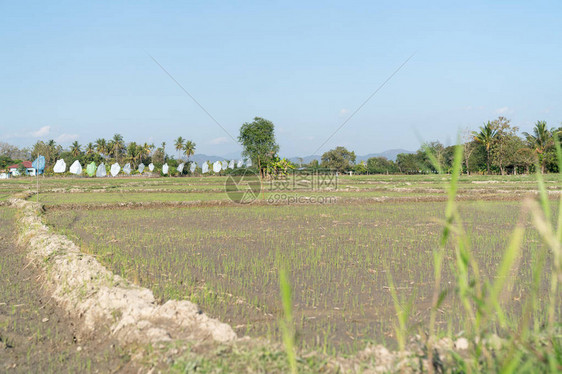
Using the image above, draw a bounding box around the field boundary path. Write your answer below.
[8,192,237,350]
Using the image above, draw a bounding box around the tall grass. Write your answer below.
[386,269,416,351]
[279,267,298,374]
[422,140,562,372]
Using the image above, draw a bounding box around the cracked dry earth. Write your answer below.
[0,207,138,373]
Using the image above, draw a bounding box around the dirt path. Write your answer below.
[0,207,137,373]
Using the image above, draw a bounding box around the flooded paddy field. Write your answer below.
[39,175,559,355]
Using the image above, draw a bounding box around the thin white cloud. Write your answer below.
[31,126,50,137]
[1,127,78,145]
[495,106,511,115]
[463,105,485,111]
[56,133,79,143]
[209,136,229,145]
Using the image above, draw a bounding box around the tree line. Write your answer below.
[0,135,196,173]
[317,117,562,175]
[1,116,560,176]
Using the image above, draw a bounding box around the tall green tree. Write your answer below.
[308,159,319,169]
[95,138,108,158]
[85,142,95,155]
[70,141,81,157]
[472,122,499,174]
[462,129,479,175]
[126,142,142,167]
[141,142,151,162]
[489,117,518,175]
[109,134,125,161]
[175,137,185,159]
[500,135,528,174]
[420,141,447,172]
[238,117,279,176]
[514,147,536,174]
[47,139,60,167]
[522,120,554,173]
[321,146,356,173]
[396,153,420,174]
[367,157,397,174]
[184,140,196,161]
[31,140,60,168]
[161,142,166,160]
[152,147,165,165]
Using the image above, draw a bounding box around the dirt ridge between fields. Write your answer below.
[41,191,555,212]
[9,192,237,348]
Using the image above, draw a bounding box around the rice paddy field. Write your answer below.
[46,200,554,354]
[2,173,557,207]
[2,173,562,370]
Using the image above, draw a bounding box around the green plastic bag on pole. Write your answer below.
[86,162,96,177]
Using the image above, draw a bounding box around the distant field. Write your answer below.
[7,173,556,208]
[2,173,561,192]
[31,174,559,355]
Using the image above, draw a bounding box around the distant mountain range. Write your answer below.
[185,149,413,165]
[356,149,414,162]
[187,154,235,164]
[287,149,414,165]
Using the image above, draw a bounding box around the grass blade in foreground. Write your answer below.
[279,267,298,374]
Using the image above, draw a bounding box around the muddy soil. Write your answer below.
[0,207,137,373]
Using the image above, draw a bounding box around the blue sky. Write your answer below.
[1,1,561,157]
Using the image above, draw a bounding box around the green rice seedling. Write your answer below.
[279,267,297,374]
[386,268,416,351]
[43,174,560,356]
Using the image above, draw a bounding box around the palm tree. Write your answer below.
[95,138,108,158]
[86,142,95,155]
[110,134,125,161]
[522,121,553,173]
[184,140,196,161]
[126,142,141,167]
[46,139,59,166]
[175,137,185,159]
[70,141,81,157]
[472,122,498,174]
[141,142,151,162]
